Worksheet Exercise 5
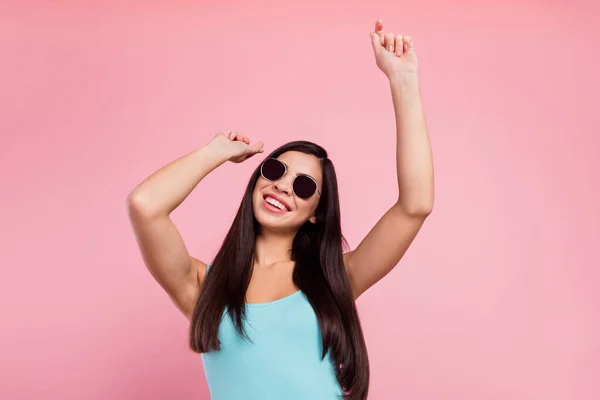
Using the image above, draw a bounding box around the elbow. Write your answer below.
[408,205,433,217]
[126,189,143,211]
[127,189,159,218]
[397,199,434,217]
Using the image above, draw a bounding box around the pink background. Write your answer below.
[1,1,598,399]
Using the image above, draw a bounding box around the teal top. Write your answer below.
[201,264,344,400]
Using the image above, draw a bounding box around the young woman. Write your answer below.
[127,19,433,400]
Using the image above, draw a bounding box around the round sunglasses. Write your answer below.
[260,158,321,199]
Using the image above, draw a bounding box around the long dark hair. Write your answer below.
[189,140,369,399]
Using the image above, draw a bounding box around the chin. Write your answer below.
[253,204,287,228]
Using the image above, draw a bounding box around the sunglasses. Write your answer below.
[260,158,321,199]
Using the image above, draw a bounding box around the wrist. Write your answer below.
[389,72,419,89]
[389,73,421,103]
[205,140,233,164]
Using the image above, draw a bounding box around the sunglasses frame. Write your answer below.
[260,158,321,199]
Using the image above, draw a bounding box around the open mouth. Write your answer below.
[263,194,290,212]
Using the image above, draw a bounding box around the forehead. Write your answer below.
[276,151,322,182]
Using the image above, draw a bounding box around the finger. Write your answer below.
[370,31,383,54]
[242,147,260,161]
[375,18,384,36]
[395,34,404,56]
[375,18,384,46]
[384,33,395,52]
[404,35,413,51]
[250,141,264,154]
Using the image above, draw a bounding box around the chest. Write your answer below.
[245,263,299,304]
[201,293,343,399]
[218,293,322,353]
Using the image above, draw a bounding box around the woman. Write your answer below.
[127,18,433,400]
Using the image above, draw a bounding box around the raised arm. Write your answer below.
[126,130,263,319]
[344,19,434,300]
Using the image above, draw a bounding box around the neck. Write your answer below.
[254,228,296,267]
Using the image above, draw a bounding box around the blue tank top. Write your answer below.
[201,264,344,400]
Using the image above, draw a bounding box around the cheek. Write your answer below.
[296,198,318,218]
[252,186,264,208]
[252,180,272,214]
[253,179,267,197]
[307,197,320,218]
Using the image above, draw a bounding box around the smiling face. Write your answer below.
[252,151,323,233]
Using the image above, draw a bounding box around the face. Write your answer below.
[252,151,323,233]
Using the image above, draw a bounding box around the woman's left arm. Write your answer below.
[344,19,434,300]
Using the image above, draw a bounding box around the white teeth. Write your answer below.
[265,196,288,211]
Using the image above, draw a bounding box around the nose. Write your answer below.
[273,174,293,196]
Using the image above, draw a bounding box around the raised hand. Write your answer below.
[370,18,418,79]
[210,130,264,163]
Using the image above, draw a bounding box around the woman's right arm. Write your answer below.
[126,131,263,320]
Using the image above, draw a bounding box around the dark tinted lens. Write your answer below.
[261,158,286,181]
[293,175,317,199]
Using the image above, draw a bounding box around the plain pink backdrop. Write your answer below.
[1,1,598,399]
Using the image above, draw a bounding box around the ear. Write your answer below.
[309,214,317,224]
